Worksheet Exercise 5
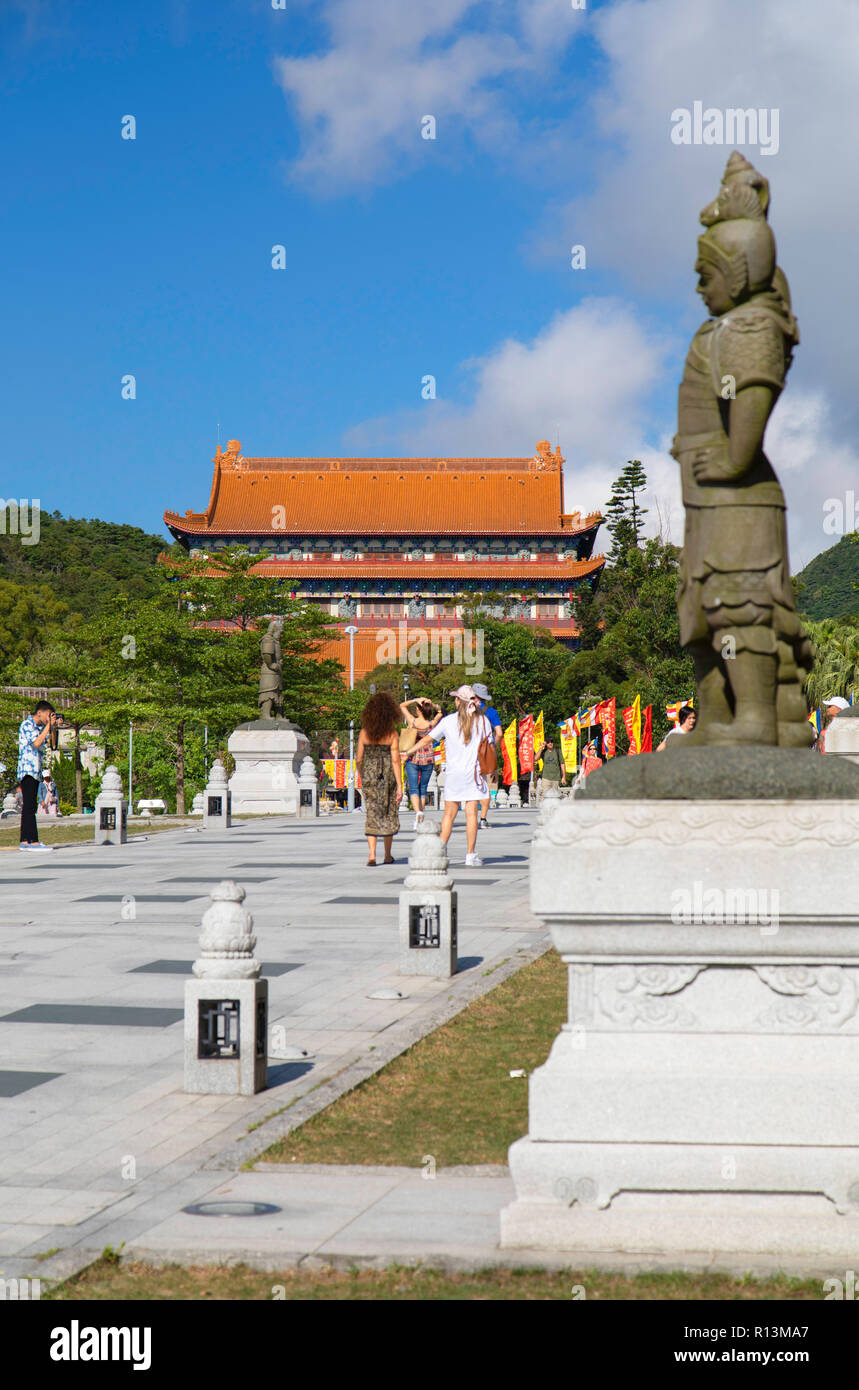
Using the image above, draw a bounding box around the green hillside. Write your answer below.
[0,510,168,619]
[795,533,859,621]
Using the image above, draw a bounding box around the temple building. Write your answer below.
[164,438,605,679]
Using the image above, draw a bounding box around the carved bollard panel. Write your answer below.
[398,819,458,978]
[94,766,127,846]
[297,756,319,818]
[203,759,231,830]
[184,881,268,1096]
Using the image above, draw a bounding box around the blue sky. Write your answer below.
[2,0,856,568]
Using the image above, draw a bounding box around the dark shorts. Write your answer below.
[406,762,433,798]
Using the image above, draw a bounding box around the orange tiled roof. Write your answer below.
[164,439,602,539]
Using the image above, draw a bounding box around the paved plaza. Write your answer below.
[0,809,547,1282]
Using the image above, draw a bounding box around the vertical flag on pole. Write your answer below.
[559,720,578,774]
[502,719,518,784]
[533,710,545,758]
[640,705,653,753]
[622,695,642,754]
[518,715,535,774]
[596,698,616,758]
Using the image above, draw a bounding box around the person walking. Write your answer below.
[471,683,502,830]
[536,738,565,799]
[17,701,58,852]
[39,771,60,817]
[356,691,403,865]
[406,685,491,867]
[815,695,850,753]
[656,706,697,751]
[400,697,442,829]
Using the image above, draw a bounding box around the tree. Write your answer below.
[603,459,648,565]
[0,579,68,677]
[0,511,166,619]
[804,617,859,708]
[175,545,355,733]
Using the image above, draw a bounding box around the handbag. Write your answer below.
[399,725,418,753]
[477,717,497,777]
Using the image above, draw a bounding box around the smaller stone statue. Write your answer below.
[258,618,284,720]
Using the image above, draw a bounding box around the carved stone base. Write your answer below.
[227,725,310,815]
[501,796,859,1259]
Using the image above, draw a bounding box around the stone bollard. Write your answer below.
[190,791,204,817]
[297,756,319,818]
[495,787,509,810]
[508,781,522,808]
[203,759,231,829]
[425,769,438,810]
[184,881,268,1096]
[536,783,561,828]
[399,819,458,978]
[1,792,17,819]
[94,766,127,845]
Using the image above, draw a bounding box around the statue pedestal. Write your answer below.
[501,786,859,1262]
[227,720,310,816]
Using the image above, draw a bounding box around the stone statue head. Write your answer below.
[696,218,776,313]
[267,618,284,636]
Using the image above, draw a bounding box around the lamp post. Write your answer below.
[344,624,359,812]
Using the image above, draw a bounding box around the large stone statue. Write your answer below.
[258,618,284,720]
[671,152,813,747]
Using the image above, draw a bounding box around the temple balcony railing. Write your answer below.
[322,615,582,635]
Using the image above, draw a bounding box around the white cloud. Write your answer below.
[343,298,677,551]
[342,299,856,574]
[274,0,584,189]
[544,0,859,396]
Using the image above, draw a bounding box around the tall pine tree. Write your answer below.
[604,459,648,565]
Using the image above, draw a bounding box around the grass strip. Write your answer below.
[0,820,184,849]
[46,1259,825,1302]
[260,949,567,1168]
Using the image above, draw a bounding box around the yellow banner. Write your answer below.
[534,710,545,751]
[560,724,578,774]
[502,719,518,783]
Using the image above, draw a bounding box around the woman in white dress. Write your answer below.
[404,685,490,867]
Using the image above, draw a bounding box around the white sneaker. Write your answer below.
[21,842,54,852]
[464,853,483,867]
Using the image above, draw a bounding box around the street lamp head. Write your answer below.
[344,624,359,636]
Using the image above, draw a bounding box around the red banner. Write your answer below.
[597,698,616,758]
[622,696,641,755]
[335,759,346,789]
[518,715,535,774]
[640,705,652,754]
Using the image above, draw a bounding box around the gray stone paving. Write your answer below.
[0,809,547,1281]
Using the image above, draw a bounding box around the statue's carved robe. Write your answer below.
[671,293,809,669]
[258,632,282,714]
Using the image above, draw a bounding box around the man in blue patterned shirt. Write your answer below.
[17,701,57,851]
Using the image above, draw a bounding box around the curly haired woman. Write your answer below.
[356,691,403,865]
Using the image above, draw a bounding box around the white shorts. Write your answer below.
[443,768,488,803]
